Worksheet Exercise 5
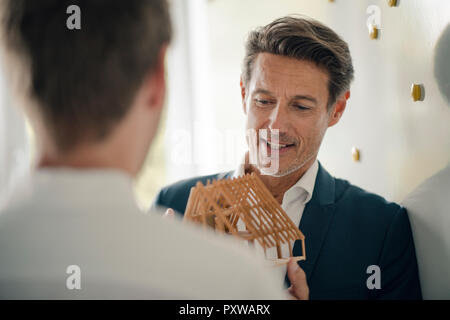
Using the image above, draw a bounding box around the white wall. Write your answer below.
[199,0,450,203]
[2,0,448,206]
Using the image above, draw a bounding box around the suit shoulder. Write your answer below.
[334,177,404,220]
[153,172,232,214]
[159,172,231,197]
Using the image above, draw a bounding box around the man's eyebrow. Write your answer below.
[253,88,273,96]
[253,89,318,105]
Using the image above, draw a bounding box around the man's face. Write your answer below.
[242,53,336,177]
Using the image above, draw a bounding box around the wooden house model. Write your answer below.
[184,173,306,265]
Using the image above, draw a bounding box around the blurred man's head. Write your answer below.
[434,23,450,105]
[0,0,171,176]
[240,16,354,177]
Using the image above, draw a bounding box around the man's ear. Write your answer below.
[147,45,168,110]
[328,90,350,127]
[240,77,247,114]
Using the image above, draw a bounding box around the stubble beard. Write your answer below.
[259,144,317,178]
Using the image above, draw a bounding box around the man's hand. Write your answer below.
[287,258,309,300]
[164,208,175,218]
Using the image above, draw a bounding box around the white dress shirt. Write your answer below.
[0,168,286,299]
[233,156,319,280]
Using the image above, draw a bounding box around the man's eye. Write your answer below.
[255,99,272,106]
[293,104,310,110]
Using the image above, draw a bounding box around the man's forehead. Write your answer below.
[256,53,316,69]
[249,53,329,98]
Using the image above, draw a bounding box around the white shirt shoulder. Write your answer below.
[0,169,286,299]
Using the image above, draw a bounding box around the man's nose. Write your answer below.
[268,103,289,131]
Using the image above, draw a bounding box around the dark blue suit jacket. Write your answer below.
[153,163,422,299]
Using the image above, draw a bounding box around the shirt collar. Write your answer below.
[232,153,248,179]
[286,159,319,205]
[232,152,319,205]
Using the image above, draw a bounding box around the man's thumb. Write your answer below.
[287,258,309,300]
[164,208,175,218]
[287,258,301,285]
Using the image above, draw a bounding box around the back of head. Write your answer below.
[0,0,172,152]
[434,23,450,105]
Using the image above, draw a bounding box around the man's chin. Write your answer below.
[258,163,303,177]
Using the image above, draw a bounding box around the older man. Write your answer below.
[153,16,422,300]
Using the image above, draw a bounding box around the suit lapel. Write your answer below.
[295,202,335,280]
[292,163,336,281]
